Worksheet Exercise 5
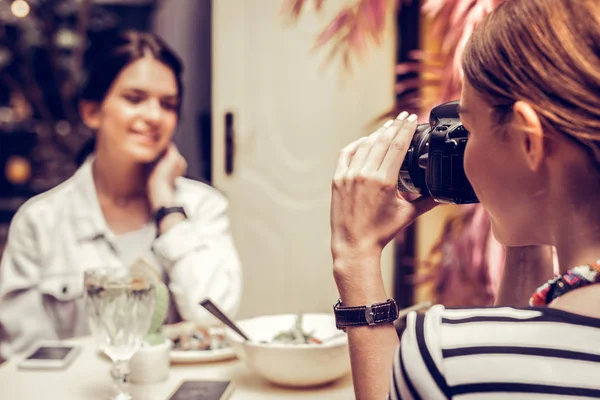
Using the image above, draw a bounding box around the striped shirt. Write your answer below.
[391,305,600,399]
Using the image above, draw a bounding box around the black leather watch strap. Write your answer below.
[333,298,399,331]
[154,206,187,228]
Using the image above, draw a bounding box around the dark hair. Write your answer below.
[76,30,184,165]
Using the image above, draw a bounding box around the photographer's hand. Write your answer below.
[330,111,438,400]
[331,111,438,295]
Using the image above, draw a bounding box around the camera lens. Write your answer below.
[397,123,430,196]
[396,100,478,204]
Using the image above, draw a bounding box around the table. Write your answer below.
[0,337,354,399]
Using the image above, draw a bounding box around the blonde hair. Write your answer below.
[462,0,600,165]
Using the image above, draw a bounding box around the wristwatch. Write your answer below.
[154,206,187,228]
[333,298,399,331]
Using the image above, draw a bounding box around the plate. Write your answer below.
[169,346,236,363]
[164,323,237,364]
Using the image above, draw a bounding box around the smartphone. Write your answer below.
[167,380,234,400]
[17,342,81,370]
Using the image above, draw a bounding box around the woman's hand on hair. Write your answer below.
[148,143,187,211]
[331,112,438,279]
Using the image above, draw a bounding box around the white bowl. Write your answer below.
[226,313,350,388]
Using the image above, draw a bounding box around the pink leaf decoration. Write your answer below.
[282,0,504,109]
[314,9,352,48]
[348,23,368,56]
[280,0,306,20]
[396,62,444,77]
[284,0,397,70]
[451,0,476,27]
[358,0,386,44]
[370,0,386,28]
[422,0,505,105]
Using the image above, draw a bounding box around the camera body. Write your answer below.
[398,100,478,204]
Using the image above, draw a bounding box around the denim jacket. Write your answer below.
[0,159,242,358]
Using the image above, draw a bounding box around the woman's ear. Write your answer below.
[512,101,545,172]
[79,100,101,129]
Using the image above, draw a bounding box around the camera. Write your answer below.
[397,100,479,204]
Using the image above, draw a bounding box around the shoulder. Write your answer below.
[9,174,80,231]
[3,171,83,255]
[175,177,229,212]
[176,177,227,200]
[408,304,600,352]
[439,305,545,323]
[395,305,600,399]
[393,305,548,399]
[401,305,547,351]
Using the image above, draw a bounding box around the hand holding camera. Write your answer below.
[331,111,439,274]
[331,101,475,282]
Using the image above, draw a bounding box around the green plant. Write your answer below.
[132,257,170,346]
[144,280,170,346]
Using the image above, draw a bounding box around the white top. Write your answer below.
[390,305,600,399]
[0,159,243,359]
[112,224,155,270]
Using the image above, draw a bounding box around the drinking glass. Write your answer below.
[84,266,156,400]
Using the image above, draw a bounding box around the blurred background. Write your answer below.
[0,0,497,318]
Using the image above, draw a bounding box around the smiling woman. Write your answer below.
[0,31,243,359]
[78,32,183,168]
[82,55,179,162]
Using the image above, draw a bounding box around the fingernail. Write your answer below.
[397,111,409,120]
[383,119,394,128]
[407,114,418,122]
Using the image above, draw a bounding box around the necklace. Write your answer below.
[529,261,600,306]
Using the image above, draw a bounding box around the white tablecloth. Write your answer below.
[0,337,354,399]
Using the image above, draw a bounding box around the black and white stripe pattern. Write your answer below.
[390,305,600,399]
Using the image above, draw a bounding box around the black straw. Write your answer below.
[200,299,251,341]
